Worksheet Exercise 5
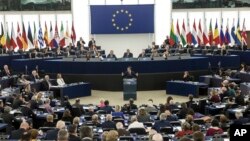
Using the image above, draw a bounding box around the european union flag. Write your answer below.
[90,5,154,34]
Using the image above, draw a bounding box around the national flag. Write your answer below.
[176,19,181,45]
[191,19,198,46]
[38,23,44,48]
[22,22,28,50]
[225,19,231,44]
[33,22,38,48]
[27,22,34,49]
[169,20,176,46]
[49,21,53,46]
[65,21,70,46]
[186,20,192,45]
[241,18,247,45]
[0,22,6,47]
[180,19,187,46]
[231,19,240,45]
[16,22,23,49]
[43,22,49,46]
[236,18,242,44]
[71,21,76,44]
[203,19,209,46]
[208,19,213,45]
[6,24,10,49]
[213,19,220,45]
[10,23,17,50]
[59,21,65,47]
[220,19,225,46]
[50,21,59,48]
[197,19,203,45]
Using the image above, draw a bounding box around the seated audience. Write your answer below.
[57,129,69,141]
[61,96,72,111]
[137,107,151,123]
[41,75,52,91]
[116,122,130,137]
[186,94,195,108]
[128,116,145,130]
[101,114,116,129]
[165,110,178,121]
[152,133,163,141]
[80,126,93,139]
[45,120,65,140]
[111,105,124,118]
[145,99,158,113]
[10,121,30,140]
[68,124,81,141]
[72,98,85,115]
[12,94,25,109]
[175,122,193,138]
[29,129,39,141]
[209,90,221,103]
[106,130,118,141]
[43,114,56,127]
[18,74,31,92]
[193,131,205,141]
[233,111,249,125]
[1,64,12,77]
[61,109,73,123]
[101,100,114,114]
[29,70,40,82]
[91,114,101,127]
[107,50,117,59]
[152,113,172,132]
[138,49,147,58]
[206,119,223,136]
[44,98,54,114]
[56,73,66,86]
[235,90,245,106]
[98,98,105,108]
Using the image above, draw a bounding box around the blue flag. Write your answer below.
[90,5,154,34]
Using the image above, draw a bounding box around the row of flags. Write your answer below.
[0,21,76,51]
[169,18,247,47]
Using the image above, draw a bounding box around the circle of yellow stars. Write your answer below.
[111,9,133,31]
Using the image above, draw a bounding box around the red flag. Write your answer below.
[71,21,76,45]
[203,19,209,45]
[186,20,192,44]
[241,18,247,45]
[197,19,203,45]
[10,23,17,49]
[16,22,23,49]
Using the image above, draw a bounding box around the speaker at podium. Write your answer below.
[121,66,138,100]
[123,78,137,100]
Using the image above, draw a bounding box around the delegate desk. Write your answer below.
[238,72,250,83]
[199,75,241,87]
[228,50,250,65]
[50,82,91,100]
[191,54,240,69]
[166,80,208,97]
[0,75,18,89]
[0,54,26,67]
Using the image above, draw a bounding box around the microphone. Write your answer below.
[25,65,28,75]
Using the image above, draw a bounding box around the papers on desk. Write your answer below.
[50,85,64,88]
[215,104,226,109]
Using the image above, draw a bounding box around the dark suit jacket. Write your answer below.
[1,113,15,126]
[77,40,86,47]
[10,128,26,140]
[233,117,249,125]
[41,80,50,91]
[123,52,133,58]
[107,54,117,59]
[88,40,96,48]
[101,106,114,114]
[21,106,36,118]
[1,69,12,77]
[29,75,39,82]
[101,121,116,129]
[12,99,24,109]
[69,134,81,141]
[152,120,172,132]
[235,94,245,106]
[45,129,59,140]
[123,71,137,79]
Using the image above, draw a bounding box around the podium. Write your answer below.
[123,78,137,100]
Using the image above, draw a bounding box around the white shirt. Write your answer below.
[57,78,65,86]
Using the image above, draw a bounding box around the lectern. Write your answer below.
[123,78,137,100]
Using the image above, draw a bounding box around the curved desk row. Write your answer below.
[10,55,240,91]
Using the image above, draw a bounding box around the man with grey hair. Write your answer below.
[101,114,116,129]
[45,120,66,140]
[57,129,69,141]
[41,75,52,91]
[152,113,172,132]
[152,133,163,141]
[127,115,145,130]
[233,111,249,125]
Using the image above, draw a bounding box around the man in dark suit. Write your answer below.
[101,100,114,114]
[1,106,15,133]
[20,102,36,119]
[45,120,65,140]
[77,37,86,48]
[235,90,245,106]
[101,114,116,129]
[10,121,30,140]
[68,124,81,141]
[183,71,193,82]
[152,113,172,132]
[123,49,133,58]
[138,49,146,58]
[41,75,52,91]
[107,50,117,60]
[29,70,40,82]
[122,66,138,79]
[233,111,249,125]
[12,94,25,109]
[88,37,96,48]
[72,98,85,115]
[1,64,12,77]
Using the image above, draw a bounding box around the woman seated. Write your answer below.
[209,90,221,103]
[206,119,223,136]
[175,122,193,138]
[61,109,73,123]
[91,114,101,127]
[183,71,193,82]
[112,105,124,118]
[56,73,66,86]
[137,107,151,123]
